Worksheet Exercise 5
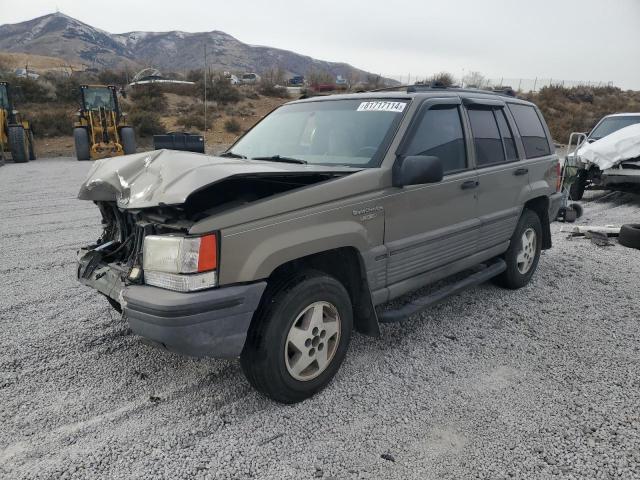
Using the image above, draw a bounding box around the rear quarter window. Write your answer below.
[508,104,551,158]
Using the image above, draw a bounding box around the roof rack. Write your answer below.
[368,82,518,98]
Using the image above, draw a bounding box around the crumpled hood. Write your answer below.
[578,123,640,170]
[77,149,357,209]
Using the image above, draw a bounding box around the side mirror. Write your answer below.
[393,155,443,187]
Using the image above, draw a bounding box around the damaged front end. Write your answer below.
[75,150,353,357]
[570,123,640,192]
[77,201,194,305]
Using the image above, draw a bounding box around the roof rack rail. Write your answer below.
[365,83,520,99]
[490,87,517,97]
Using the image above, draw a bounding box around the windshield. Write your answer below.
[83,87,116,111]
[0,85,8,110]
[590,116,640,140]
[230,99,408,167]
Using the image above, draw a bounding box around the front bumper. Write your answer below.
[77,257,266,358]
[602,167,640,186]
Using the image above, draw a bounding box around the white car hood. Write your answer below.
[577,123,640,170]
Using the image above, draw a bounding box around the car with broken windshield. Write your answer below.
[77,86,562,403]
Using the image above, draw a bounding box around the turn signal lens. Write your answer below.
[197,234,217,272]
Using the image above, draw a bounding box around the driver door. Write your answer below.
[383,98,480,296]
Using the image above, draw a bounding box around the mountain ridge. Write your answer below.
[0,13,382,81]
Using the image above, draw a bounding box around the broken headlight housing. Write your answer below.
[142,233,218,292]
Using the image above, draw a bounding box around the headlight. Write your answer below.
[143,233,218,292]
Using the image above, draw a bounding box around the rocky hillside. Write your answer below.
[0,13,378,80]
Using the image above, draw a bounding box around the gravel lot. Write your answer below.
[2,157,640,479]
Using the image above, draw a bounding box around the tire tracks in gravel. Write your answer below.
[0,364,254,473]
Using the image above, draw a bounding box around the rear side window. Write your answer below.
[508,104,551,158]
[468,109,504,166]
[405,106,467,174]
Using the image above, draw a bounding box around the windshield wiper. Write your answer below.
[219,151,247,159]
[252,155,307,164]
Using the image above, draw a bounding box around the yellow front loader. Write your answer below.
[73,84,136,161]
[0,81,36,164]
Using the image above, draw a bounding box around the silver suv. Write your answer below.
[77,86,562,403]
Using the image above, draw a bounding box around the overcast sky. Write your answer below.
[2,0,639,89]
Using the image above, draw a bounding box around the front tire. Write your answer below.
[74,127,91,161]
[241,271,353,404]
[8,126,28,163]
[493,209,542,289]
[120,127,136,155]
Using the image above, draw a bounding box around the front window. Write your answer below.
[230,99,408,167]
[83,87,116,111]
[0,85,8,110]
[590,116,640,140]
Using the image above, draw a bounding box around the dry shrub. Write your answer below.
[129,85,168,113]
[224,118,241,133]
[258,82,289,98]
[25,104,74,137]
[202,75,241,104]
[178,112,206,131]
[524,85,640,142]
[128,110,165,137]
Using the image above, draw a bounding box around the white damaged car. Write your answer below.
[567,113,640,200]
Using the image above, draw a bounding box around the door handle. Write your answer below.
[514,167,529,176]
[461,180,479,190]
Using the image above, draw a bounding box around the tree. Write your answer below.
[261,67,286,86]
[463,71,486,88]
[306,68,333,86]
[429,71,456,87]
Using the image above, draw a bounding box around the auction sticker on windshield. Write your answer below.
[357,101,406,113]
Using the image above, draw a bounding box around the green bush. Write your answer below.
[128,110,165,137]
[224,118,241,134]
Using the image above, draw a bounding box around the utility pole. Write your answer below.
[203,42,207,148]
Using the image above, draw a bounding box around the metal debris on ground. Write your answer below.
[563,225,621,238]
[588,231,615,247]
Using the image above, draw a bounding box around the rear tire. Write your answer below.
[27,130,36,160]
[120,127,136,155]
[74,127,91,161]
[493,209,542,290]
[8,126,28,163]
[241,270,353,404]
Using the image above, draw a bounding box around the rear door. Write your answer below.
[383,98,480,292]
[462,99,529,252]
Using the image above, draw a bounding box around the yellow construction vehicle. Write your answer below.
[73,84,136,161]
[0,81,36,164]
